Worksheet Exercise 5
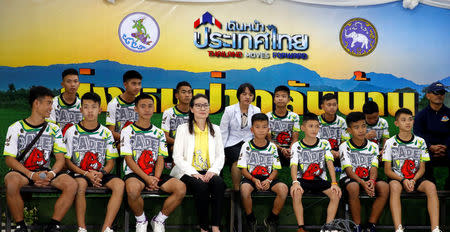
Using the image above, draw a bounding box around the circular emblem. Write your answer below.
[118,12,160,53]
[339,18,377,57]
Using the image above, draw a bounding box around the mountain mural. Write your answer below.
[0,60,446,96]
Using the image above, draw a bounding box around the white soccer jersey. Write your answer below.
[267,111,301,148]
[366,117,390,146]
[161,106,189,139]
[290,139,334,181]
[48,94,83,135]
[318,115,350,150]
[106,96,138,133]
[339,139,379,180]
[237,140,281,177]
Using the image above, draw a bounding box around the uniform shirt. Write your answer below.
[290,138,334,181]
[366,117,390,147]
[64,123,118,171]
[318,115,350,150]
[3,120,66,171]
[414,105,450,156]
[106,96,138,133]
[48,94,83,135]
[339,139,379,180]
[161,106,189,139]
[192,124,210,171]
[120,123,168,175]
[382,135,430,179]
[266,111,301,148]
[237,140,281,177]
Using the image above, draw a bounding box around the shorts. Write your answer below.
[8,168,64,185]
[298,178,331,193]
[71,172,119,186]
[240,175,282,192]
[225,141,244,166]
[388,177,426,191]
[277,148,291,167]
[339,176,384,189]
[123,173,172,187]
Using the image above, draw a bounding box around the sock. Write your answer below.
[135,212,146,222]
[298,225,304,229]
[154,211,168,223]
[50,219,60,226]
[246,212,256,223]
[16,220,26,228]
[267,211,279,222]
[367,223,375,228]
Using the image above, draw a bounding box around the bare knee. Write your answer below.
[174,182,186,198]
[273,183,288,198]
[110,179,125,194]
[5,175,25,194]
[126,183,142,200]
[240,184,253,198]
[389,181,403,195]
[346,183,360,200]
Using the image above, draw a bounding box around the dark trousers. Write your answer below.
[180,173,226,230]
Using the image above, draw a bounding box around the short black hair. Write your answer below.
[81,92,101,105]
[302,112,319,124]
[346,112,366,127]
[123,70,143,82]
[62,68,78,80]
[251,113,268,125]
[236,83,256,101]
[363,101,379,114]
[274,85,290,96]
[175,81,192,93]
[320,93,337,105]
[29,86,54,106]
[394,108,413,121]
[134,93,154,105]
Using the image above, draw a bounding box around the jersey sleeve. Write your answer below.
[161,109,171,132]
[158,130,168,157]
[105,129,119,160]
[290,142,300,167]
[418,138,430,162]
[272,144,282,170]
[3,124,19,158]
[341,120,351,141]
[323,140,334,162]
[292,113,301,132]
[51,124,67,154]
[47,97,58,124]
[106,100,116,126]
[236,143,249,169]
[340,144,352,169]
[371,144,379,168]
[382,139,393,162]
[382,121,390,139]
[120,127,133,156]
[63,127,74,159]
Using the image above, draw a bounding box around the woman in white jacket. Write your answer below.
[220,83,261,190]
[170,94,226,232]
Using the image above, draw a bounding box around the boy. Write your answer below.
[267,85,300,166]
[339,112,389,232]
[64,92,124,232]
[363,101,389,149]
[161,81,192,168]
[48,68,83,136]
[122,94,186,232]
[317,93,350,159]
[106,70,142,144]
[237,113,288,232]
[290,113,341,232]
[3,86,77,232]
[383,108,441,232]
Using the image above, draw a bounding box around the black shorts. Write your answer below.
[277,148,291,167]
[71,172,119,186]
[298,178,331,193]
[165,144,174,163]
[339,176,385,188]
[240,176,282,192]
[7,169,64,185]
[388,177,426,191]
[224,141,244,166]
[123,173,172,187]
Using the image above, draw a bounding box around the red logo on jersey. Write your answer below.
[276,132,291,145]
[62,123,73,136]
[401,159,416,179]
[80,152,102,171]
[251,166,270,176]
[369,138,378,144]
[24,148,47,170]
[303,163,323,180]
[123,121,133,129]
[138,150,155,175]
[355,167,369,179]
[328,139,338,149]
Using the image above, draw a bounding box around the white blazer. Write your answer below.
[220,103,261,148]
[170,123,225,179]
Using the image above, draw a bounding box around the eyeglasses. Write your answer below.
[193,103,210,109]
[431,90,446,96]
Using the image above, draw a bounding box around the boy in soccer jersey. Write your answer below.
[339,112,389,232]
[48,68,83,136]
[318,93,350,159]
[238,113,288,232]
[383,108,441,232]
[3,86,77,232]
[106,70,142,144]
[290,113,341,232]
[363,101,389,150]
[161,81,192,168]
[64,92,124,232]
[267,85,300,166]
[122,94,186,232]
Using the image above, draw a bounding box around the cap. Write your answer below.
[427,82,447,93]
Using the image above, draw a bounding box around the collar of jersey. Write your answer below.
[20,120,45,132]
[131,123,153,133]
[76,123,100,134]
[117,96,135,106]
[319,114,337,125]
[173,106,189,116]
[249,139,270,151]
[395,134,415,144]
[272,111,289,119]
[300,138,320,149]
[58,94,79,108]
[347,139,368,151]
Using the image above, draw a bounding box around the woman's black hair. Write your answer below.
[236,83,256,102]
[188,94,215,136]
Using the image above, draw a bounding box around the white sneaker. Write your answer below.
[151,217,165,232]
[103,227,113,232]
[395,225,404,232]
[431,226,442,232]
[77,227,87,232]
[136,220,148,232]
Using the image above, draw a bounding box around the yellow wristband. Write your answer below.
[331,182,338,185]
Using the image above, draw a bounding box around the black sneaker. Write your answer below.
[247,219,257,232]
[15,224,28,232]
[264,217,278,232]
[45,224,62,232]
[367,224,377,232]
